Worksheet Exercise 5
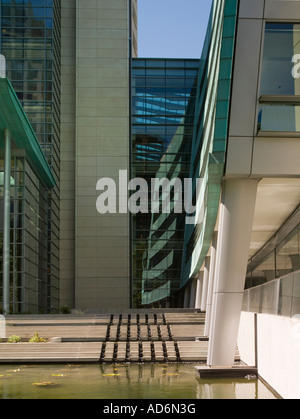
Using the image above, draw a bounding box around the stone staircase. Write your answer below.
[98,312,207,363]
[0,311,240,364]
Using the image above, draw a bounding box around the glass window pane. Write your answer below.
[146,68,165,77]
[258,104,300,131]
[258,23,300,132]
[247,253,276,288]
[261,23,300,95]
[145,60,165,68]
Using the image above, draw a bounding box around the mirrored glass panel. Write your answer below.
[261,23,300,95]
[258,104,300,131]
[259,23,300,132]
[131,59,199,308]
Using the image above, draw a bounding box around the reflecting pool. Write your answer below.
[0,363,278,399]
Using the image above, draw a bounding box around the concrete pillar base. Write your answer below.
[195,365,258,379]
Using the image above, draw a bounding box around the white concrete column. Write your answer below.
[195,271,204,310]
[204,232,218,337]
[183,286,191,308]
[189,278,197,308]
[207,178,258,367]
[201,257,210,312]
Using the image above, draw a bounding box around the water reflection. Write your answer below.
[0,363,277,400]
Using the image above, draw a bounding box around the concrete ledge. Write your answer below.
[0,358,101,364]
[195,365,258,379]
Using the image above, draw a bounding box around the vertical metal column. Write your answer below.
[3,128,11,315]
[207,179,258,367]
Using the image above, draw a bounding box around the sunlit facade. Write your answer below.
[131,58,198,307]
[0,0,300,399]
[0,0,299,328]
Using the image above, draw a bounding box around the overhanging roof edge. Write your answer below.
[0,78,55,188]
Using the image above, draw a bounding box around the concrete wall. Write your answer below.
[60,0,76,308]
[75,0,131,310]
[237,312,257,367]
[227,0,300,178]
[60,0,134,310]
[230,2,300,396]
[238,312,300,399]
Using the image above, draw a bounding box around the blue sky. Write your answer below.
[137,0,212,59]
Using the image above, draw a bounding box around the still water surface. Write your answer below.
[0,363,278,399]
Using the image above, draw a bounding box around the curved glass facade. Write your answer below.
[181,0,239,286]
[130,1,239,307]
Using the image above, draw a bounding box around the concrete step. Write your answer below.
[97,340,240,364]
[0,342,102,363]
[6,325,109,340]
[6,312,206,342]
[164,313,205,325]
[170,324,205,340]
[2,312,243,365]
[177,341,240,362]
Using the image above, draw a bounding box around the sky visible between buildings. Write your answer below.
[138,0,213,59]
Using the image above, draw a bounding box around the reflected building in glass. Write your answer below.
[131,59,199,307]
[258,23,300,132]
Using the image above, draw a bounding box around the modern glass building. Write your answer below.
[0,70,55,314]
[0,0,60,312]
[131,58,199,308]
[0,0,300,398]
[179,0,300,381]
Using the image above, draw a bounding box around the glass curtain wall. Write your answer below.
[0,0,60,312]
[131,59,199,308]
[0,156,48,314]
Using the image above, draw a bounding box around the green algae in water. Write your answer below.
[0,363,278,400]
